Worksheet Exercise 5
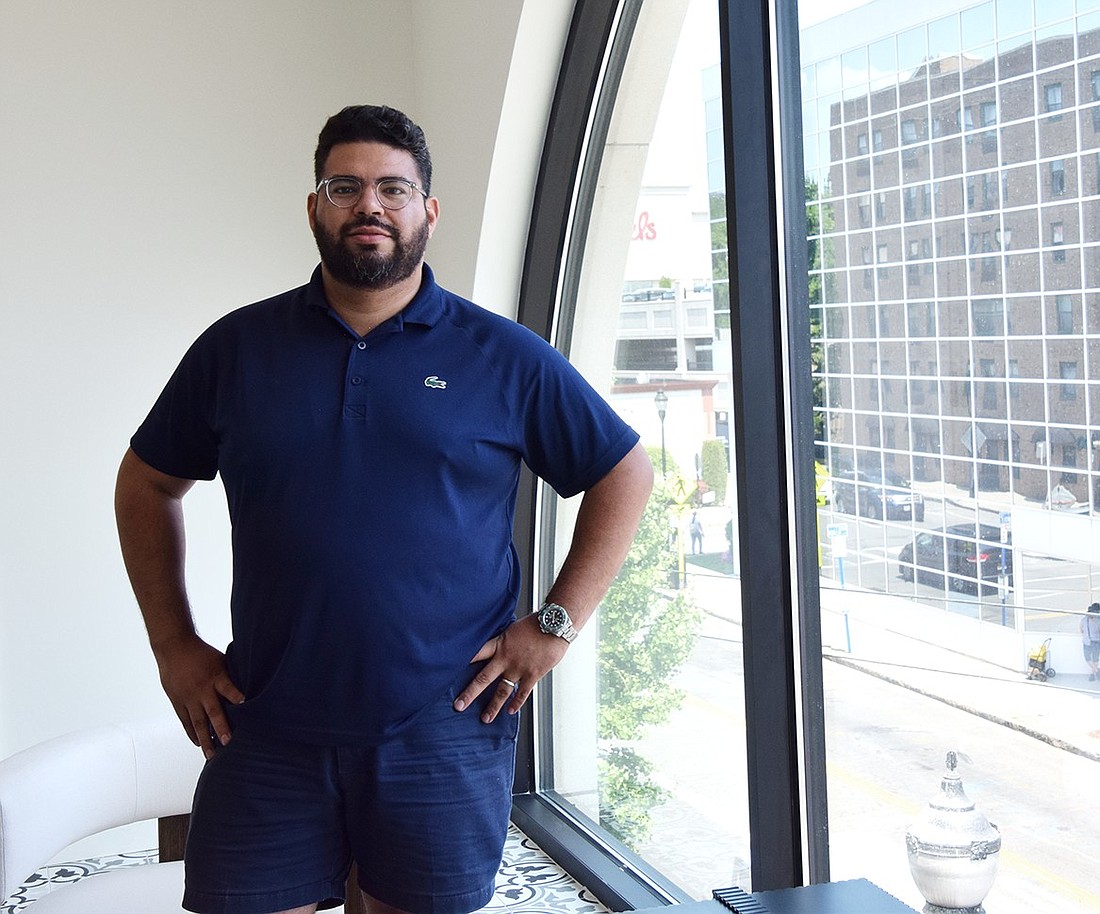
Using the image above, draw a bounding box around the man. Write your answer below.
[114,105,652,914]
[1083,602,1100,682]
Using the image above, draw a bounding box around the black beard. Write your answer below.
[313,214,429,290]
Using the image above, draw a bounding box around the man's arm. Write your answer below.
[114,447,243,757]
[455,441,654,722]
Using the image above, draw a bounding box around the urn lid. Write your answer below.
[906,751,1001,859]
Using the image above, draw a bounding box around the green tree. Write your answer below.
[597,458,702,846]
[700,438,729,505]
[806,179,834,452]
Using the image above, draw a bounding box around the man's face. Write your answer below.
[308,141,439,290]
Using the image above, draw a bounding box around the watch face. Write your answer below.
[540,605,566,631]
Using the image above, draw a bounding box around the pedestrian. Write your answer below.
[114,104,653,914]
[1082,602,1100,682]
[689,510,703,555]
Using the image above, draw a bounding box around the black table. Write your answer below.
[633,879,919,914]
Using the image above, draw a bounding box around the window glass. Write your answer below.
[544,0,746,898]
[800,2,1100,911]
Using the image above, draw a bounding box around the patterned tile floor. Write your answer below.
[2,825,610,914]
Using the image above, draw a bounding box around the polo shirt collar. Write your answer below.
[306,263,445,332]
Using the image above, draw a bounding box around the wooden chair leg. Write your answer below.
[344,863,366,914]
[157,813,190,863]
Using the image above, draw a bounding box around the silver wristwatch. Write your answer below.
[536,601,578,642]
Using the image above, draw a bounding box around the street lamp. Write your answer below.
[654,389,668,476]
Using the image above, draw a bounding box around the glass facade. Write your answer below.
[801,1,1100,910]
[518,1,1099,911]
[805,2,1100,616]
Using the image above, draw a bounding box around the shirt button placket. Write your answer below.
[344,339,371,419]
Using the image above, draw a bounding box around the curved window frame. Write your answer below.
[510,0,828,906]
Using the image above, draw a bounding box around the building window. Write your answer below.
[872,128,884,151]
[858,194,871,226]
[980,358,998,410]
[875,192,887,221]
[982,173,997,208]
[1061,361,1078,399]
[857,132,869,155]
[980,101,997,151]
[1056,295,1073,334]
[1050,160,1066,196]
[972,298,1004,336]
[1045,83,1063,113]
[1052,221,1066,262]
[907,301,934,336]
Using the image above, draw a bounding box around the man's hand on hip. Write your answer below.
[154,634,245,758]
[454,615,569,724]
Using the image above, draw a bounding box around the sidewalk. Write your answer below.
[687,564,1100,763]
[821,595,1100,763]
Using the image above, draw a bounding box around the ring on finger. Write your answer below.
[501,677,519,689]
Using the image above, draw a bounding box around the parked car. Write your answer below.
[831,468,925,521]
[897,523,1013,595]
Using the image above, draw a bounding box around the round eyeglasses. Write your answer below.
[316,176,428,211]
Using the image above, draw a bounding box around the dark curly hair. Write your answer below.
[313,105,432,194]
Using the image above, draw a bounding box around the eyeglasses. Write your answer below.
[316,176,428,211]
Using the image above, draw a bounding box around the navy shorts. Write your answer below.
[182,679,519,914]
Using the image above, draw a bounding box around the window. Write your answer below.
[521,2,754,901]
[1056,295,1073,333]
[980,101,997,150]
[1061,361,1078,399]
[1050,159,1066,196]
[903,186,917,220]
[980,358,998,410]
[907,300,934,336]
[972,298,1004,335]
[1052,221,1066,261]
[1045,83,1063,113]
[526,0,1100,908]
[857,132,869,155]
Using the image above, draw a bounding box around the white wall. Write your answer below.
[0,0,573,757]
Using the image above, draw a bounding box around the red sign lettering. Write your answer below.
[632,211,657,241]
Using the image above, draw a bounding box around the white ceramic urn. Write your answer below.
[905,751,1001,913]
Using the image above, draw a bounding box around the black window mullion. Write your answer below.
[717,0,826,891]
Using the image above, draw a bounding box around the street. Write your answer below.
[821,499,1097,634]
[626,572,1100,914]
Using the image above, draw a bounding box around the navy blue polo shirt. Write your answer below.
[131,265,639,745]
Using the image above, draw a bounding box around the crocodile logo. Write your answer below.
[424,376,448,389]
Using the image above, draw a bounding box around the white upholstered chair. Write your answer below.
[0,716,201,913]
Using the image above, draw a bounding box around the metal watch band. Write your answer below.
[538,601,578,642]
